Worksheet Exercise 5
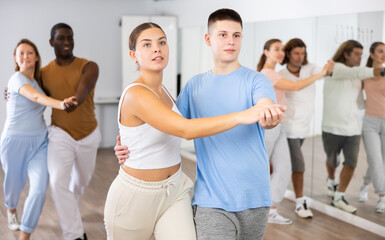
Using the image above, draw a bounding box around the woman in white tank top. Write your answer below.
[104,22,285,240]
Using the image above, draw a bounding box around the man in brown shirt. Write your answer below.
[40,23,100,240]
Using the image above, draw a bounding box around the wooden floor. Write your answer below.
[298,135,385,224]
[0,148,383,239]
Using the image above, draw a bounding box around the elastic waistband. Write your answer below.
[117,167,183,193]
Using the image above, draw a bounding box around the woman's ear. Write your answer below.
[263,49,269,58]
[129,50,138,63]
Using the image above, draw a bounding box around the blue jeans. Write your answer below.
[1,133,49,233]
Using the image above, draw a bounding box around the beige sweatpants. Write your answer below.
[104,167,196,240]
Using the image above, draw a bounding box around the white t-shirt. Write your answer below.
[322,62,373,136]
[279,63,322,139]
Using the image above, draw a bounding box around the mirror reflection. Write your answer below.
[180,10,385,226]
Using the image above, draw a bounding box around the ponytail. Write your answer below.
[257,54,266,71]
[256,38,281,72]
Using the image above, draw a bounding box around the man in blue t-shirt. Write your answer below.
[178,9,280,240]
[116,9,284,240]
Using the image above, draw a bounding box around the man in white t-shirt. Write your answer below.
[322,40,384,213]
[279,38,323,219]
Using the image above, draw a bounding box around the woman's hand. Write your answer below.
[323,60,335,76]
[62,96,78,112]
[4,87,9,101]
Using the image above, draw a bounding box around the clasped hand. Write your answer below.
[252,103,286,129]
[63,96,78,113]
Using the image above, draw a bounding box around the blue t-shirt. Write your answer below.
[176,66,276,212]
[1,72,47,139]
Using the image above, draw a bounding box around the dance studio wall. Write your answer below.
[1,0,385,147]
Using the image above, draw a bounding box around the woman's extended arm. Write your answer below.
[19,84,77,110]
[275,61,334,91]
[121,86,285,140]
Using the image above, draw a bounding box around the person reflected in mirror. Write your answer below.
[258,38,333,224]
[40,23,100,240]
[1,39,77,240]
[104,20,285,240]
[357,42,385,213]
[322,40,384,214]
[280,38,335,219]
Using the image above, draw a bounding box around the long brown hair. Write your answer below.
[14,39,41,80]
[282,38,308,65]
[332,40,363,64]
[366,42,385,67]
[256,39,281,71]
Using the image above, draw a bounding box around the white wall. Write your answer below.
[1,0,385,147]
[152,0,385,27]
[0,0,156,147]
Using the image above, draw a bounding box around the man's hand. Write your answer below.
[258,104,286,129]
[115,136,130,164]
[63,96,78,113]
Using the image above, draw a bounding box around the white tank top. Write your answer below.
[118,83,182,169]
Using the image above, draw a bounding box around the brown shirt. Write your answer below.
[40,57,97,140]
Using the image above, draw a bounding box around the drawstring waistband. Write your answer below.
[163,181,175,196]
[118,167,182,195]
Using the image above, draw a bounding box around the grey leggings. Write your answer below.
[362,115,385,195]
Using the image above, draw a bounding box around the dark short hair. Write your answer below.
[332,40,363,64]
[207,8,242,32]
[128,22,165,51]
[50,23,73,40]
[282,38,308,65]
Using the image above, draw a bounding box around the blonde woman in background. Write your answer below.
[1,39,76,240]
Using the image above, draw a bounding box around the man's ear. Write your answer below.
[343,52,349,60]
[129,50,138,63]
[49,39,54,47]
[204,33,211,46]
